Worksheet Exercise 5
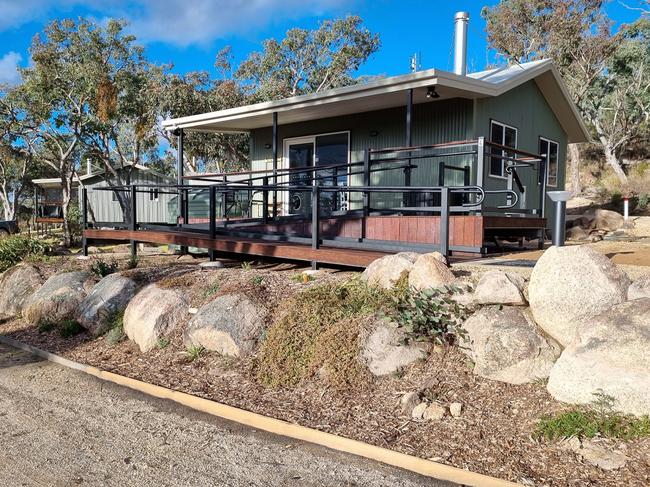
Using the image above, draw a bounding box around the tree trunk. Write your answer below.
[601,140,628,185]
[61,171,73,247]
[567,144,582,195]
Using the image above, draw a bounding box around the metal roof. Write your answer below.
[162,59,589,143]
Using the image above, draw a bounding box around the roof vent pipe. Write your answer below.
[453,11,469,76]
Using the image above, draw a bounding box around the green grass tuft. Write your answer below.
[59,320,84,338]
[534,409,650,441]
[185,345,206,361]
[38,321,56,333]
[105,310,126,345]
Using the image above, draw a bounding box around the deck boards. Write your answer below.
[84,228,390,267]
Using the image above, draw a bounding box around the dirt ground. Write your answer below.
[0,343,442,487]
[2,243,650,487]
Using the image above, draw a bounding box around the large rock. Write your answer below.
[360,321,428,376]
[462,306,560,384]
[528,246,629,347]
[184,293,267,357]
[547,298,650,416]
[77,274,137,336]
[628,275,650,300]
[473,271,526,306]
[584,209,624,232]
[408,252,455,291]
[0,264,43,320]
[22,271,92,325]
[362,252,419,289]
[123,284,188,352]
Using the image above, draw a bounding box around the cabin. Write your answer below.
[33,163,175,233]
[82,14,589,267]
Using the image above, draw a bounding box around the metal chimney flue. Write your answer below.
[453,11,469,76]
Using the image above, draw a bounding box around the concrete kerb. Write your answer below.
[0,334,520,487]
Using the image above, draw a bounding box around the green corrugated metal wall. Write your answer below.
[473,80,567,223]
[250,99,473,210]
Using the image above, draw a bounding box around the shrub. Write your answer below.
[256,278,397,388]
[38,321,56,333]
[384,285,468,346]
[0,235,48,273]
[90,259,119,278]
[59,320,84,338]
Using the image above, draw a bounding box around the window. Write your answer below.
[149,188,159,201]
[111,190,118,202]
[489,120,518,178]
[539,137,559,187]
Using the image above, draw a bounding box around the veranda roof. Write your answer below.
[162,59,589,143]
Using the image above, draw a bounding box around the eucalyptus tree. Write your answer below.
[157,49,249,175]
[235,15,381,100]
[0,89,41,221]
[481,0,640,187]
[16,19,99,245]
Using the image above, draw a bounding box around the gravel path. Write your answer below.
[0,343,449,487]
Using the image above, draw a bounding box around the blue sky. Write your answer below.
[0,0,643,85]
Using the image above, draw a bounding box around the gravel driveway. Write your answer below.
[0,343,450,486]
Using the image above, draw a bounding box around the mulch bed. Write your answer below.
[2,252,649,487]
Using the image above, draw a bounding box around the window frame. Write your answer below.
[488,120,518,180]
[539,136,560,187]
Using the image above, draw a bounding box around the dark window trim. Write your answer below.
[539,136,560,187]
[488,119,518,179]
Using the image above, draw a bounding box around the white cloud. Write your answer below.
[0,0,351,47]
[0,51,22,85]
[128,0,349,46]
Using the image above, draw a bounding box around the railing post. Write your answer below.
[209,185,217,261]
[130,185,137,258]
[81,187,88,257]
[361,148,370,241]
[221,189,228,228]
[476,137,485,210]
[311,182,320,269]
[440,186,450,259]
[539,157,547,218]
[247,180,253,218]
[262,176,269,224]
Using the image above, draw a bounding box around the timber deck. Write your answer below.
[84,228,391,267]
[84,214,545,268]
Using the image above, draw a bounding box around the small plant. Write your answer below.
[90,259,118,278]
[38,321,55,333]
[391,367,406,379]
[241,261,252,271]
[105,310,126,346]
[156,337,170,349]
[251,275,264,286]
[384,285,468,346]
[125,254,139,270]
[59,320,84,338]
[203,281,221,298]
[185,344,205,361]
[290,273,315,283]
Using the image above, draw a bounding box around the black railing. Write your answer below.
[83,138,545,261]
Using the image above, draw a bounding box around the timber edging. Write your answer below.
[0,335,521,487]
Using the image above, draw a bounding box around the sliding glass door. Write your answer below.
[283,132,349,217]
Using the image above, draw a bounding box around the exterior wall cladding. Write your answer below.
[249,79,567,223]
